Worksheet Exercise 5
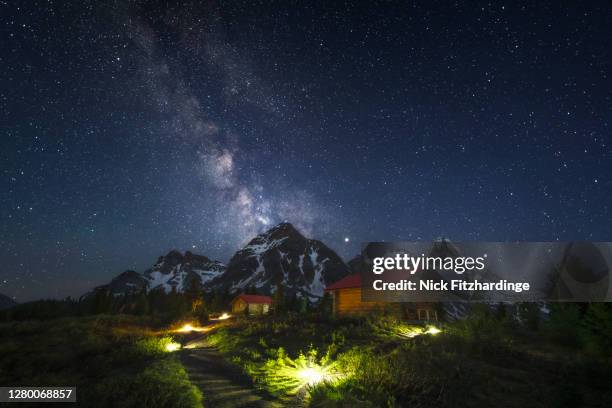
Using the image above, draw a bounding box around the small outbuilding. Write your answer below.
[324,273,439,321]
[231,294,273,315]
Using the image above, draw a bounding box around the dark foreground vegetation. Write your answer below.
[208,303,612,407]
[0,315,202,408]
[1,293,610,408]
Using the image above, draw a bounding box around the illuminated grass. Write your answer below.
[395,324,442,339]
[249,347,345,396]
[136,335,182,355]
[0,317,203,408]
[165,341,181,352]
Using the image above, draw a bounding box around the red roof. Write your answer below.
[325,273,361,291]
[233,294,273,305]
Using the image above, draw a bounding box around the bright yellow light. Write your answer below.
[179,324,196,332]
[211,313,231,321]
[165,342,181,352]
[396,325,442,339]
[264,353,345,395]
[297,366,325,386]
[174,323,208,333]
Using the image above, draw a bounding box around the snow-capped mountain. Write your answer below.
[144,250,226,293]
[88,251,226,297]
[208,223,350,299]
[89,223,349,299]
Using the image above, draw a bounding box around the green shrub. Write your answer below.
[544,303,583,348]
[135,336,177,357]
[314,335,477,408]
[581,303,612,357]
[91,359,202,408]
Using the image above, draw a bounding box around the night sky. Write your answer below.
[2,1,611,301]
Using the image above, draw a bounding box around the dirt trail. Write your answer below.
[180,341,285,408]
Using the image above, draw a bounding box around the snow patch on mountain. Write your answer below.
[245,237,289,257]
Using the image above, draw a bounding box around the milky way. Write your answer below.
[2,1,611,300]
[125,8,332,244]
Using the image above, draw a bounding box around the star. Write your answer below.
[1,0,610,301]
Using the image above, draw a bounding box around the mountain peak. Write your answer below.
[265,222,304,240]
[146,250,225,293]
[210,222,350,299]
[270,221,295,230]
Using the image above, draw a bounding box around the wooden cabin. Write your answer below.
[324,273,439,321]
[231,294,272,315]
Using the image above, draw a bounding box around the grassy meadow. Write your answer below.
[0,315,202,408]
[207,305,612,407]
[0,302,610,407]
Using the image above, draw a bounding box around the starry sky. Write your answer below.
[2,1,611,301]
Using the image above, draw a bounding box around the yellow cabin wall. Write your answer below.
[232,298,247,313]
[333,288,386,315]
[330,288,438,321]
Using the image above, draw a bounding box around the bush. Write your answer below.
[312,335,478,408]
[581,303,612,357]
[544,303,583,348]
[91,359,202,408]
[448,305,516,355]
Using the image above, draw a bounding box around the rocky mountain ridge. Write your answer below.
[208,223,350,299]
[91,223,350,299]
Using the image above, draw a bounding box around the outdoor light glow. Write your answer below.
[179,324,196,332]
[165,342,181,352]
[269,356,344,394]
[396,325,443,339]
[297,366,326,386]
[175,323,208,333]
[289,360,343,389]
[209,313,231,321]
